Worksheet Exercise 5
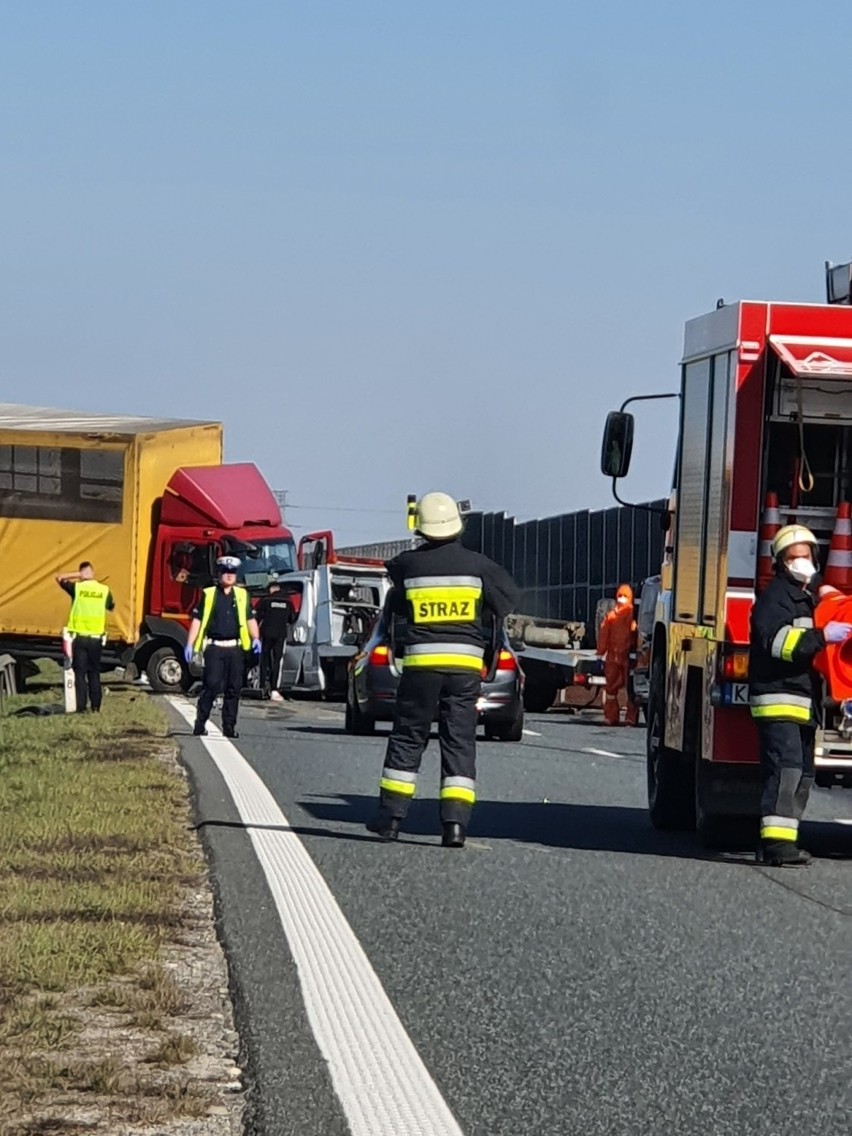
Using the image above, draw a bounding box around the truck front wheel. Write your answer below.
[146,646,187,694]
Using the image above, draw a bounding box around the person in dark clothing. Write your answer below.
[367,492,519,848]
[750,524,852,866]
[55,561,115,713]
[185,556,261,738]
[256,580,293,701]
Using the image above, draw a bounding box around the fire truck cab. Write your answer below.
[602,294,852,843]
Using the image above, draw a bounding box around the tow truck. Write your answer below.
[601,264,852,843]
[249,531,390,698]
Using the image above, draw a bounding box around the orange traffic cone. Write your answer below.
[757,492,781,593]
[824,502,852,593]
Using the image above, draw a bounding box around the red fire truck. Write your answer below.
[602,274,852,843]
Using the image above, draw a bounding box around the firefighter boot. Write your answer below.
[756,841,812,868]
[441,822,466,849]
[366,815,401,842]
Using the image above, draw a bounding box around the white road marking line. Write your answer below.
[169,698,464,1136]
[583,747,621,759]
[522,728,542,737]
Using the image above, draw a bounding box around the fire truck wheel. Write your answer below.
[647,657,695,830]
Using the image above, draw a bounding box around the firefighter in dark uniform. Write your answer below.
[750,524,852,866]
[185,555,261,738]
[55,561,115,713]
[367,492,519,848]
[256,578,293,701]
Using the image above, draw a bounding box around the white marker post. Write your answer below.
[62,628,76,713]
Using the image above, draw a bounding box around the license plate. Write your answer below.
[722,683,749,707]
[588,676,606,686]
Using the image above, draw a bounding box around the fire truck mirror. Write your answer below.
[600,411,634,479]
[659,509,672,533]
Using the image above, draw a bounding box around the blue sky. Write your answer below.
[2,1,851,545]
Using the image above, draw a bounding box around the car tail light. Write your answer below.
[369,645,391,666]
[721,650,749,681]
[496,650,517,672]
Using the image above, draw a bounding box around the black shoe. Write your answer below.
[223,728,240,739]
[441,822,466,849]
[756,842,812,867]
[192,722,208,737]
[366,816,400,842]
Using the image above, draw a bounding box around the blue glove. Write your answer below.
[183,643,195,664]
[252,637,262,655]
[824,621,852,644]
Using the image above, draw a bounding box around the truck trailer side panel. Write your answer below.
[0,416,222,645]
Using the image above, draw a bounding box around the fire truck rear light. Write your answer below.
[369,645,391,666]
[722,652,749,681]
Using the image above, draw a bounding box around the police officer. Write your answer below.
[185,555,261,738]
[367,492,519,848]
[55,561,115,713]
[750,524,852,866]
[256,579,293,701]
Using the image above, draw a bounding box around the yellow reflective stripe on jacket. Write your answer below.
[771,625,806,663]
[67,581,111,636]
[404,575,483,625]
[750,704,812,724]
[403,641,484,671]
[197,586,252,650]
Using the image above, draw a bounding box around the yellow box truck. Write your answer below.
[0,404,296,691]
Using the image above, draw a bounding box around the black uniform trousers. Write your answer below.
[260,636,286,694]
[196,645,245,732]
[72,636,103,712]
[756,719,815,838]
[380,669,480,827]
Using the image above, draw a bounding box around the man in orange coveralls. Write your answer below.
[597,584,639,726]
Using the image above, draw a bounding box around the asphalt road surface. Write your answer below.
[169,696,852,1136]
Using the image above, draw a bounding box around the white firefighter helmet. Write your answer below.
[416,492,463,540]
[771,524,818,561]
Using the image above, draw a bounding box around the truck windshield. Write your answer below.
[234,539,297,588]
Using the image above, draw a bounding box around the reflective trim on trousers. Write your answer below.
[380,767,417,797]
[440,775,476,806]
[761,813,799,842]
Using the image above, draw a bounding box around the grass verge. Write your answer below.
[0,665,221,1133]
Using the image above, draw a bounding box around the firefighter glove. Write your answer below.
[183,643,195,664]
[252,637,262,655]
[824,621,852,644]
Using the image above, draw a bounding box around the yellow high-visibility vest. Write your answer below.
[197,586,251,650]
[67,581,111,637]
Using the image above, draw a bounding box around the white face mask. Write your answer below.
[786,557,816,584]
[616,596,629,606]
